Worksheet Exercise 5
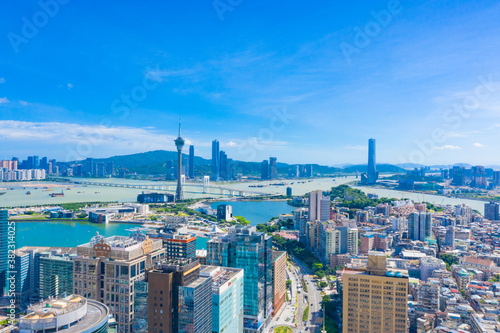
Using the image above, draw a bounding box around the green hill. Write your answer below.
[341,164,406,174]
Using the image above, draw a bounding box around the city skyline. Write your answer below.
[1,1,500,165]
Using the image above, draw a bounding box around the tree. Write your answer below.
[286,279,292,289]
[440,254,459,270]
[320,281,328,288]
[313,263,323,272]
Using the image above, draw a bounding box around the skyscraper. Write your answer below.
[219,150,227,179]
[309,190,330,222]
[174,123,185,201]
[0,210,8,296]
[269,157,278,180]
[207,226,273,333]
[201,265,244,333]
[189,145,195,179]
[367,138,378,184]
[472,165,487,188]
[211,140,220,181]
[485,202,500,221]
[342,253,408,333]
[408,212,432,241]
[73,232,165,333]
[147,259,212,333]
[261,160,269,180]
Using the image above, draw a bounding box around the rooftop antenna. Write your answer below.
[178,118,181,137]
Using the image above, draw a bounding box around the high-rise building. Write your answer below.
[0,210,8,296]
[165,160,174,180]
[452,166,465,186]
[11,247,77,308]
[217,204,233,221]
[408,212,432,241]
[321,225,358,261]
[174,123,185,201]
[207,226,273,333]
[33,155,39,169]
[73,232,165,333]
[493,171,500,187]
[147,259,212,333]
[417,280,441,313]
[219,150,228,179]
[40,157,48,171]
[272,251,286,317]
[201,265,244,333]
[212,140,220,181]
[165,233,196,260]
[39,253,75,299]
[261,160,269,180]
[189,145,195,179]
[367,138,378,184]
[445,225,455,248]
[342,253,408,333]
[309,190,330,221]
[472,165,487,188]
[305,164,313,177]
[269,157,278,180]
[360,232,388,254]
[485,202,500,221]
[455,204,472,225]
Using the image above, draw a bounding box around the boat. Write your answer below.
[26,191,31,195]
[50,191,64,197]
[0,192,5,196]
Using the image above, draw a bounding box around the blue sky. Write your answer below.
[1,0,500,165]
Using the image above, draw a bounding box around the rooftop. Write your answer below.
[200,265,243,290]
[19,295,109,333]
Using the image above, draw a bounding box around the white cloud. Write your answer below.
[145,67,199,83]
[226,141,242,148]
[473,142,486,148]
[67,83,74,90]
[0,120,179,161]
[19,101,28,106]
[0,97,9,104]
[0,78,5,84]
[435,145,461,150]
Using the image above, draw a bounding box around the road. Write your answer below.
[267,255,324,333]
[292,256,324,333]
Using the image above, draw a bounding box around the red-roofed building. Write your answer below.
[462,257,495,272]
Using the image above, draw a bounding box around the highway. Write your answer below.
[267,255,324,333]
[285,256,323,333]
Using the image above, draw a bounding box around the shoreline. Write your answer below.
[355,184,498,204]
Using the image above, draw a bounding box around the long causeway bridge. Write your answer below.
[72,180,277,197]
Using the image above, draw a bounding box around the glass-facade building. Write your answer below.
[178,275,212,333]
[13,252,30,305]
[207,226,273,333]
[201,266,244,333]
[39,253,75,299]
